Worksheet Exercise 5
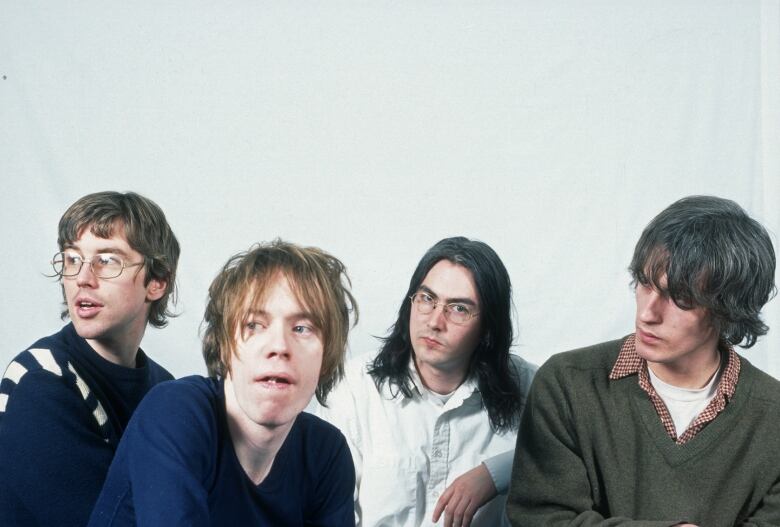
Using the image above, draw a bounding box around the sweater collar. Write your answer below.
[609,333,740,444]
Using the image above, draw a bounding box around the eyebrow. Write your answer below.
[64,244,131,257]
[246,309,318,322]
[418,285,478,307]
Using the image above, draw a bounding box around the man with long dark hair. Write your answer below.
[507,196,780,526]
[319,236,536,527]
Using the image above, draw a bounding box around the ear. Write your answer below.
[145,278,167,302]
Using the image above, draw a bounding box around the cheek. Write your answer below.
[61,280,76,298]
[409,313,422,334]
[455,326,481,353]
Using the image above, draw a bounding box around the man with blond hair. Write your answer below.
[90,240,358,526]
[0,191,180,526]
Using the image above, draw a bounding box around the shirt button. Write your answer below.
[432,448,442,458]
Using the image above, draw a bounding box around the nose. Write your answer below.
[265,323,291,359]
[426,303,447,331]
[637,287,663,324]
[75,261,98,288]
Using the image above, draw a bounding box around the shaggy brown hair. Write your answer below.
[57,191,180,328]
[201,239,358,405]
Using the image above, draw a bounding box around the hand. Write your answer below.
[676,524,699,527]
[432,463,497,527]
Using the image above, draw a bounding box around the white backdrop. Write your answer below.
[2,1,778,379]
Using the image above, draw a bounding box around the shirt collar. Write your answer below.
[405,356,480,408]
[609,333,740,401]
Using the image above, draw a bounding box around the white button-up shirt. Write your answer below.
[317,353,537,527]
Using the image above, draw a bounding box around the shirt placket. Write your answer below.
[427,409,451,504]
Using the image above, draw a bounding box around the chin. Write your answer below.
[70,319,107,340]
[635,344,667,364]
[255,413,296,429]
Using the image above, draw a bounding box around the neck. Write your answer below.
[223,377,292,485]
[647,346,722,389]
[413,357,467,395]
[86,335,142,368]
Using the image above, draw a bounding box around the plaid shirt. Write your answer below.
[609,333,740,445]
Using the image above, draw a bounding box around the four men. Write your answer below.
[0,191,180,526]
[319,237,537,527]
[1,192,778,526]
[507,196,780,526]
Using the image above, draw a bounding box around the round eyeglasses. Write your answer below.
[51,251,144,279]
[409,292,479,325]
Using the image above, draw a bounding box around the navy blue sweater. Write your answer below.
[89,376,355,526]
[0,323,173,526]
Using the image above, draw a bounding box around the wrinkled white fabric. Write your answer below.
[317,353,536,527]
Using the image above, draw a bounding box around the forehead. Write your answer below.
[68,223,134,253]
[420,260,479,302]
[243,273,310,313]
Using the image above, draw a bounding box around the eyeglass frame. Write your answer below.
[408,292,480,325]
[51,251,145,280]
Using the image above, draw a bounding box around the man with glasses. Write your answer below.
[319,237,536,527]
[0,191,179,526]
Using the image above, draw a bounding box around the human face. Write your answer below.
[225,276,323,431]
[62,225,165,364]
[409,260,482,391]
[634,275,720,377]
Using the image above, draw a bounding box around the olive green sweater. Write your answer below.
[507,338,780,527]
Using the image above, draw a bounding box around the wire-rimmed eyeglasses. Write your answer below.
[51,251,144,279]
[409,292,479,325]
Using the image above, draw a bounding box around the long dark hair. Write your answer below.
[368,236,524,432]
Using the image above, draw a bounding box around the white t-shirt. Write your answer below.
[647,365,720,437]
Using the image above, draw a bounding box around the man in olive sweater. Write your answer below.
[507,196,780,527]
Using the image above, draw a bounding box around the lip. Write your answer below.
[254,372,295,390]
[636,328,661,344]
[73,295,104,318]
[420,336,444,348]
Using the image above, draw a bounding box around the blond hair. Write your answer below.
[201,239,358,405]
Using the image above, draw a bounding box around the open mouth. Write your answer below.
[260,376,290,385]
[75,298,103,316]
[256,375,294,389]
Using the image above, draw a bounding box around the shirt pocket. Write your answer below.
[359,453,424,526]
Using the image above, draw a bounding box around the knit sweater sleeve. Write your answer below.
[505,357,679,527]
[739,477,780,526]
[89,378,217,527]
[0,366,115,527]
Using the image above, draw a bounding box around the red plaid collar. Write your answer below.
[609,333,740,444]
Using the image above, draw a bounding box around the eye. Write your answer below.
[65,253,83,265]
[244,318,267,335]
[95,254,122,268]
[449,303,471,315]
[418,293,435,304]
[292,324,315,336]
